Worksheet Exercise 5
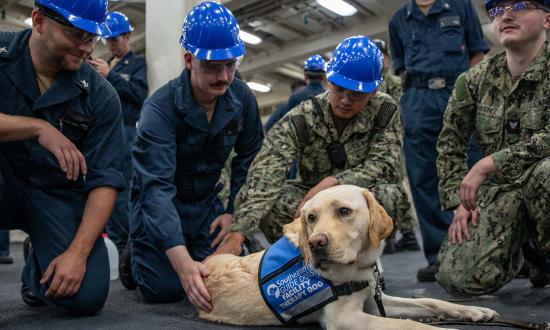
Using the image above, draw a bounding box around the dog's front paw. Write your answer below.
[454,306,499,322]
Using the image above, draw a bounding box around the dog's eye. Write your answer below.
[307,214,316,223]
[338,207,352,216]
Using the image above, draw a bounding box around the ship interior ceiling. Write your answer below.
[0,0,499,114]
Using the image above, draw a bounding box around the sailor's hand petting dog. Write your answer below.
[294,176,339,218]
[448,204,478,245]
[210,213,232,249]
[459,156,496,211]
[166,245,212,312]
[211,231,244,257]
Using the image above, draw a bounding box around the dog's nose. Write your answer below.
[309,234,328,252]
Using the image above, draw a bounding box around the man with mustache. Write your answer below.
[218,36,410,261]
[88,11,148,258]
[436,0,550,294]
[0,0,125,315]
[124,2,263,311]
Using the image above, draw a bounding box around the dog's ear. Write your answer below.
[362,189,394,248]
[299,209,311,265]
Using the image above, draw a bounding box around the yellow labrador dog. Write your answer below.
[200,185,497,329]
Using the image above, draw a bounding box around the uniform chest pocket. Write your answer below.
[222,118,243,147]
[301,144,332,174]
[346,139,369,167]
[521,109,547,137]
[439,28,464,53]
[476,113,502,149]
[59,110,95,148]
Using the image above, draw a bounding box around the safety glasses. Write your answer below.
[198,58,239,75]
[39,9,100,45]
[330,83,368,102]
[488,1,546,19]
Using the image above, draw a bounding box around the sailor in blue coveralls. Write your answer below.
[0,0,125,316]
[389,0,489,281]
[126,2,263,312]
[89,11,148,254]
[265,55,326,132]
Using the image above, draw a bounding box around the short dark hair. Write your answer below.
[304,71,325,81]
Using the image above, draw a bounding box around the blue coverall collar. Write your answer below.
[175,69,242,135]
[0,29,90,112]
[406,0,451,19]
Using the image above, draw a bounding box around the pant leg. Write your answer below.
[20,186,110,316]
[436,185,529,295]
[401,88,453,265]
[130,225,184,303]
[0,230,9,257]
[524,157,550,253]
[106,125,136,254]
[130,193,224,303]
[260,184,308,243]
[0,153,24,231]
[186,197,226,261]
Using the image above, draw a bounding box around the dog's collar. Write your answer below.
[332,280,370,296]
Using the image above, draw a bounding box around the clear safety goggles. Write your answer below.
[39,9,100,45]
[488,1,548,19]
[197,56,242,75]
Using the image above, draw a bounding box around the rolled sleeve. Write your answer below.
[463,0,490,56]
[389,17,405,75]
[83,87,126,192]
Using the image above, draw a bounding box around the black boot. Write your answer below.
[395,232,420,252]
[516,260,532,279]
[417,264,438,282]
[21,283,47,307]
[0,256,13,264]
[119,241,137,290]
[383,236,396,255]
[522,239,550,288]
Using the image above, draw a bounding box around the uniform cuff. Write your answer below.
[84,169,126,192]
[157,234,186,252]
[491,151,522,182]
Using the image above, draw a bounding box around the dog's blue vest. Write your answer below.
[259,237,337,324]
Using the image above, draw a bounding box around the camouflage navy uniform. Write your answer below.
[379,69,402,102]
[436,43,550,295]
[232,91,410,243]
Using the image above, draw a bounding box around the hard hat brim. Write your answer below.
[180,36,245,60]
[47,3,110,36]
[105,26,134,39]
[327,71,380,93]
[44,4,111,37]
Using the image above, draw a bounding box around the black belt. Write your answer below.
[404,75,456,90]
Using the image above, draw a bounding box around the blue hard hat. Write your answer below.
[485,0,550,10]
[326,36,383,93]
[303,54,326,72]
[35,0,110,36]
[180,1,245,60]
[104,11,134,38]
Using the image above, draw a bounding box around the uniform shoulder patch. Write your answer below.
[374,102,398,128]
[289,114,311,147]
